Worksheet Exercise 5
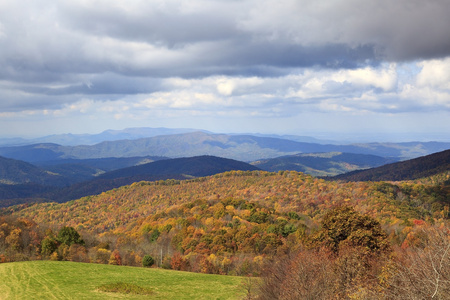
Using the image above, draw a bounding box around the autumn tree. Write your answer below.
[109,250,122,265]
[310,205,390,254]
[383,226,450,299]
[257,248,335,300]
[257,206,391,299]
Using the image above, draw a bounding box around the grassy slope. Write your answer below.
[0,261,247,300]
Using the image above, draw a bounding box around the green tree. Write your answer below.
[41,236,58,256]
[57,226,84,247]
[142,255,155,267]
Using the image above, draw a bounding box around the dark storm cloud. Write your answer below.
[1,0,448,81]
[1,0,449,84]
[13,75,163,96]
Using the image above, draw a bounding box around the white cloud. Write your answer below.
[332,64,397,91]
[416,58,450,90]
[216,79,235,96]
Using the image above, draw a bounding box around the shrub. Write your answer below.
[142,255,155,267]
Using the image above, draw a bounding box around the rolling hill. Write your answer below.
[36,156,167,183]
[0,156,69,186]
[251,152,397,177]
[2,167,449,298]
[98,155,260,180]
[5,170,449,278]
[0,261,246,299]
[0,155,261,206]
[333,148,450,182]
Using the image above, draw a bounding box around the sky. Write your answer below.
[1,0,450,142]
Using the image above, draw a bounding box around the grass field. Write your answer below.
[0,261,249,299]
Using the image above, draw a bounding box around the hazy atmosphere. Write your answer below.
[1,0,450,141]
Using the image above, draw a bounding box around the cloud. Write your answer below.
[239,0,450,61]
[416,58,450,89]
[0,0,450,138]
[2,0,449,84]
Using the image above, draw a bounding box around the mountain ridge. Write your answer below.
[333,149,450,182]
[0,155,260,206]
[1,131,449,163]
[252,152,397,177]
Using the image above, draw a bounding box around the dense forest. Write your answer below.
[1,170,449,298]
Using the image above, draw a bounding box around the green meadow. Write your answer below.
[0,261,248,299]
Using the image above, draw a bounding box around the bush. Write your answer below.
[256,249,336,299]
[142,255,155,267]
[383,226,450,299]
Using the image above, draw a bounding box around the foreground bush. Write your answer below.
[383,226,450,299]
[255,225,450,299]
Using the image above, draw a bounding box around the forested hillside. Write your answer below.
[334,148,450,182]
[98,155,260,180]
[1,170,449,298]
[14,170,449,232]
[36,156,167,181]
[252,152,396,176]
[0,156,69,186]
[0,156,260,206]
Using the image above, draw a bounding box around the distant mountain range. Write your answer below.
[1,131,449,163]
[0,127,337,147]
[333,149,450,182]
[0,127,205,146]
[251,152,397,177]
